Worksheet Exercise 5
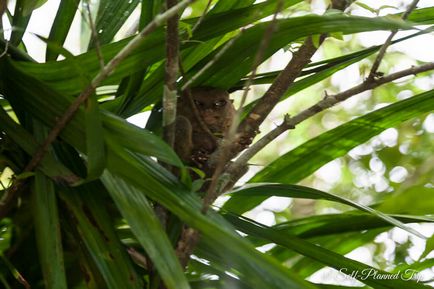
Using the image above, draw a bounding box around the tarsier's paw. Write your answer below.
[237,134,255,149]
[191,149,210,167]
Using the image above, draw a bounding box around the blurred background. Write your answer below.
[2,0,434,286]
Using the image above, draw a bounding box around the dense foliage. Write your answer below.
[0,0,433,288]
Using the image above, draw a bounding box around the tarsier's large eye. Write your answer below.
[214,99,227,107]
[194,100,204,107]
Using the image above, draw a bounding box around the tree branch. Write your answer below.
[27,0,194,174]
[181,31,242,91]
[163,0,181,149]
[0,0,195,216]
[228,61,434,174]
[84,0,104,69]
[174,0,353,268]
[367,0,419,80]
[237,35,325,144]
[175,0,285,267]
[203,0,284,212]
[191,0,212,34]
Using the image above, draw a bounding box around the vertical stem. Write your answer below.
[163,0,180,149]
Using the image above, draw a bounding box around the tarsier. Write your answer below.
[175,87,235,175]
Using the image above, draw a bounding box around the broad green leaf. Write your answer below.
[0,58,182,167]
[0,38,34,61]
[210,0,255,14]
[184,14,413,89]
[191,0,300,40]
[0,219,12,254]
[12,0,301,98]
[89,0,140,48]
[10,0,32,45]
[21,0,48,16]
[102,112,182,166]
[32,131,67,289]
[14,32,165,95]
[378,186,434,215]
[420,235,434,260]
[102,170,191,289]
[2,56,316,289]
[224,89,434,214]
[59,184,143,289]
[0,107,78,182]
[105,149,317,289]
[84,94,106,180]
[403,7,434,24]
[122,13,414,117]
[271,213,434,239]
[228,215,431,289]
[46,0,80,61]
[141,0,163,28]
[224,183,425,238]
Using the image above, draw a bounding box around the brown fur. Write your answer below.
[175,87,235,172]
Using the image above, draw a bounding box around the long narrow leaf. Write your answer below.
[228,215,431,289]
[0,58,182,167]
[101,170,191,289]
[1,56,318,289]
[59,184,143,289]
[89,0,140,48]
[224,89,434,213]
[224,183,424,238]
[46,0,80,61]
[84,94,106,180]
[32,122,67,289]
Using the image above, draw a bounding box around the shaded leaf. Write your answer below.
[32,123,67,289]
[224,89,434,213]
[225,183,425,238]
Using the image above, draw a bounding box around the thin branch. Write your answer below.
[181,31,242,91]
[0,0,195,216]
[202,0,284,212]
[237,35,326,144]
[174,18,245,269]
[191,0,212,34]
[367,0,419,80]
[176,0,352,266]
[26,0,194,173]
[176,0,285,266]
[176,227,199,268]
[127,247,148,269]
[228,61,434,174]
[177,61,217,142]
[163,0,181,149]
[157,0,182,255]
[235,0,354,144]
[202,0,352,203]
[210,0,352,165]
[84,0,105,69]
[236,0,283,115]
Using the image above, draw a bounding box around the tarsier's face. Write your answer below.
[191,88,229,112]
[189,88,233,132]
[193,97,228,111]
